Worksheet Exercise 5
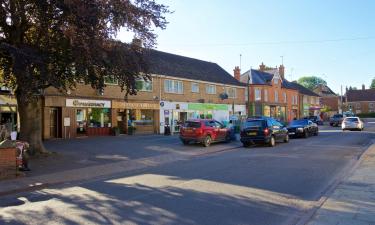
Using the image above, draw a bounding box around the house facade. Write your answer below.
[344,86,375,114]
[238,64,299,122]
[288,82,321,118]
[42,50,246,139]
[313,84,341,115]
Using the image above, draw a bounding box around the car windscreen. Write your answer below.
[244,120,265,128]
[289,120,308,126]
[345,118,359,122]
[333,114,343,118]
[184,121,201,128]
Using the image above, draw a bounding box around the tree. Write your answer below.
[370,78,375,89]
[0,0,170,154]
[297,76,327,90]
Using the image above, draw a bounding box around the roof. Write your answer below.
[346,89,375,102]
[145,50,245,87]
[288,82,321,97]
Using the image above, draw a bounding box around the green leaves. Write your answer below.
[297,76,327,90]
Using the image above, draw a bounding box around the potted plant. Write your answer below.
[112,127,120,136]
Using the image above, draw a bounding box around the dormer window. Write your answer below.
[274,77,279,85]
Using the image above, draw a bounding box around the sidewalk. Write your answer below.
[0,137,241,197]
[306,143,375,225]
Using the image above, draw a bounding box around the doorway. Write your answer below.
[49,107,62,138]
[76,108,87,136]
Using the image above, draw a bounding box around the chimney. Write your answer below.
[362,84,365,90]
[233,66,241,81]
[279,65,285,80]
[259,62,266,71]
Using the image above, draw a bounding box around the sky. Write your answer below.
[117,0,375,94]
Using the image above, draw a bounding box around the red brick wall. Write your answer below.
[0,148,17,180]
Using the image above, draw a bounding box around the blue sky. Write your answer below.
[118,0,375,93]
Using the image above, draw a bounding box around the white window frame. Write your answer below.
[164,79,183,94]
[104,75,118,85]
[136,78,153,92]
[369,103,374,109]
[255,88,261,101]
[191,82,199,93]
[226,87,237,98]
[206,84,216,94]
[356,103,361,109]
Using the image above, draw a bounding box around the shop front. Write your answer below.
[263,105,287,121]
[0,95,18,132]
[112,101,160,135]
[159,101,242,134]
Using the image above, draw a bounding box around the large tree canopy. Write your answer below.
[0,0,170,153]
[297,76,327,90]
[370,78,375,89]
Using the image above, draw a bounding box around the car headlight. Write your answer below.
[297,127,304,132]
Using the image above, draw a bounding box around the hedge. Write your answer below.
[356,112,375,118]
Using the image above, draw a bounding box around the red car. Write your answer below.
[179,119,231,147]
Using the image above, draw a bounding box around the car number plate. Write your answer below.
[247,132,257,136]
[289,132,295,135]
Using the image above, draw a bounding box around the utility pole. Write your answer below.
[240,54,242,70]
[280,55,284,65]
[340,85,343,114]
[247,67,251,117]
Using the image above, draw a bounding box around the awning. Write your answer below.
[309,106,322,110]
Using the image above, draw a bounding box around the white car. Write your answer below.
[342,117,364,131]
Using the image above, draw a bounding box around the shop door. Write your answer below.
[49,107,62,138]
[76,109,87,136]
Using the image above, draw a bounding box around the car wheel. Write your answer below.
[242,142,249,147]
[203,135,212,147]
[225,134,231,143]
[314,130,318,136]
[284,134,289,143]
[268,136,276,147]
[182,140,189,145]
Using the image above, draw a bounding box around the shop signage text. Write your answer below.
[113,101,159,109]
[188,103,228,111]
[66,99,111,108]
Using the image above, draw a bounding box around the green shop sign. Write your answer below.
[188,103,228,111]
[303,104,310,110]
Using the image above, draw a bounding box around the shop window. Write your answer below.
[136,79,152,92]
[254,88,261,101]
[191,82,199,93]
[206,84,216,94]
[164,79,183,94]
[88,108,111,128]
[131,109,154,126]
[226,87,236,98]
[104,76,118,85]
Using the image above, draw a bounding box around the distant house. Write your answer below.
[288,82,321,118]
[313,84,341,114]
[345,85,375,114]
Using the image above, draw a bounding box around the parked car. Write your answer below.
[307,115,324,125]
[179,119,231,147]
[240,117,289,147]
[329,114,343,127]
[287,119,319,138]
[342,117,364,131]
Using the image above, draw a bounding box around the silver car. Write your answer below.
[342,117,364,131]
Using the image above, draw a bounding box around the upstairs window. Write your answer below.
[191,82,199,93]
[254,88,261,101]
[226,87,237,98]
[369,103,374,108]
[283,92,287,103]
[164,79,183,94]
[274,91,279,102]
[206,84,216,94]
[104,76,118,85]
[136,79,152,92]
[264,89,268,102]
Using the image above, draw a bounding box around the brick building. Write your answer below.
[287,82,321,118]
[345,85,375,114]
[43,50,246,139]
[238,63,300,122]
[313,84,341,114]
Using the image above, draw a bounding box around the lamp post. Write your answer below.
[247,68,251,117]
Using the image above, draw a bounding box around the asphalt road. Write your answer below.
[1,124,375,225]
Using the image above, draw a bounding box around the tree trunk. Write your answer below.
[17,96,48,155]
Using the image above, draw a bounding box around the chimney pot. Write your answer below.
[259,62,266,71]
[279,65,285,80]
[233,66,241,81]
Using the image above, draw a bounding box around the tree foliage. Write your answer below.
[370,78,375,89]
[297,76,327,90]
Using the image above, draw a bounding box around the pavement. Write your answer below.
[0,121,375,224]
[305,139,375,225]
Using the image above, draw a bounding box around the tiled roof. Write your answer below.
[145,50,245,86]
[288,82,321,97]
[346,89,375,102]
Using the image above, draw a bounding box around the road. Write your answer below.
[0,124,374,225]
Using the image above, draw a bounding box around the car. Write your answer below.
[179,119,231,147]
[307,115,324,125]
[287,119,319,138]
[240,117,289,147]
[342,117,364,131]
[329,114,343,127]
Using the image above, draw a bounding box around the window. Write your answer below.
[316,97,320,105]
[164,79,183,94]
[293,95,298,105]
[226,87,237,98]
[191,82,199,93]
[356,103,361,109]
[283,92,287,103]
[264,89,268,102]
[136,79,152,92]
[274,77,279,85]
[369,103,374,108]
[255,88,261,101]
[104,76,118,85]
[274,91,279,102]
[206,84,216,94]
